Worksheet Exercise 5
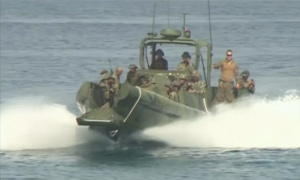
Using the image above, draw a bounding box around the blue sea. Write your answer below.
[1,0,300,179]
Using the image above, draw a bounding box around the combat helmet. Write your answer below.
[192,70,200,77]
[107,75,115,81]
[100,69,108,75]
[101,73,109,81]
[179,74,187,80]
[128,64,138,69]
[241,70,250,77]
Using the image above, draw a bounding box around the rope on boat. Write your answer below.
[123,86,143,123]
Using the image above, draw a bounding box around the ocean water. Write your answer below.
[1,0,300,179]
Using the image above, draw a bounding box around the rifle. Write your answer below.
[109,59,113,76]
[108,59,114,107]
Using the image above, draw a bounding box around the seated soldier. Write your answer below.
[99,70,109,85]
[126,64,140,86]
[235,70,255,96]
[188,70,206,94]
[177,52,195,74]
[169,81,180,102]
[178,74,188,91]
[102,76,118,108]
[99,73,109,88]
[164,81,173,96]
[139,74,151,88]
[149,49,168,70]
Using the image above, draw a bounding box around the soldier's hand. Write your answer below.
[235,83,240,89]
[211,64,215,68]
[187,82,192,86]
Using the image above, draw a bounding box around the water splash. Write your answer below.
[0,98,103,151]
[139,90,300,149]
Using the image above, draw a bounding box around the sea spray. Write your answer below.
[0,98,107,151]
[138,91,300,149]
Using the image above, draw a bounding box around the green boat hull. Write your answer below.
[76,82,209,141]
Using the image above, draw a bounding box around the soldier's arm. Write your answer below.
[212,60,223,69]
[234,64,239,82]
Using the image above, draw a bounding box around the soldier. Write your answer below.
[149,49,168,70]
[164,81,173,96]
[99,70,109,84]
[126,64,140,86]
[235,70,255,96]
[99,73,109,88]
[188,70,206,94]
[177,51,195,74]
[102,76,118,108]
[211,49,239,104]
[139,74,151,88]
[112,67,123,89]
[178,74,188,91]
[169,81,180,102]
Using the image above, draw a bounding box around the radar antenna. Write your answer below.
[207,0,213,51]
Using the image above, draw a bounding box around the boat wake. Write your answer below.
[0,97,106,151]
[138,90,300,149]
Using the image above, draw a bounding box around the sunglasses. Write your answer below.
[227,54,232,56]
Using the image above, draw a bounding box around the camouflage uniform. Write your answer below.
[190,70,206,94]
[99,74,109,88]
[178,74,188,91]
[212,56,239,105]
[236,70,255,97]
[99,70,109,85]
[212,80,234,105]
[177,52,195,73]
[102,76,118,108]
[169,81,180,102]
[126,64,140,86]
[164,81,173,95]
[139,74,151,88]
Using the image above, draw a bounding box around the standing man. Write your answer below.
[211,49,239,104]
[112,67,123,89]
[149,49,168,70]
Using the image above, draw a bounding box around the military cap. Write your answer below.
[100,70,108,75]
[241,70,250,76]
[192,70,200,77]
[155,49,164,56]
[179,74,187,80]
[128,64,138,69]
[181,51,191,58]
[101,73,109,80]
[107,75,115,80]
[172,81,180,87]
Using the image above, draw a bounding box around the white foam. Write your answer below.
[139,90,300,149]
[0,98,101,151]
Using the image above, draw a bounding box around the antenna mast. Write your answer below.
[167,0,170,28]
[207,0,213,50]
[151,3,156,35]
